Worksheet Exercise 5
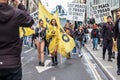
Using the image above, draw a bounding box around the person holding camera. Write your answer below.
[0,0,34,80]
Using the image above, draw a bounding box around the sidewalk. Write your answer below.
[85,43,120,80]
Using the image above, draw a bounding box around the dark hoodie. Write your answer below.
[0,3,34,68]
[102,22,114,40]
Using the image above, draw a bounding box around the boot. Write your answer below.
[108,55,112,62]
[51,56,55,66]
[54,55,58,65]
[39,61,41,66]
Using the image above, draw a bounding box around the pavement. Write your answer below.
[21,46,97,80]
[85,42,120,80]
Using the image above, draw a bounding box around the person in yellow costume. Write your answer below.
[48,19,60,66]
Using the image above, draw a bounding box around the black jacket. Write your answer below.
[114,18,120,41]
[102,22,114,40]
[91,29,99,38]
[74,30,84,41]
[0,3,34,68]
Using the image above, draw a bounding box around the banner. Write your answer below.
[30,11,39,27]
[54,12,75,58]
[92,3,112,23]
[67,3,86,21]
[38,3,75,58]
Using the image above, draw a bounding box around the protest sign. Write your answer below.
[67,3,86,21]
[92,3,112,23]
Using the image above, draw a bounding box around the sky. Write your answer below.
[41,0,73,12]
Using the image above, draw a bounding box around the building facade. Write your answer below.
[22,0,40,13]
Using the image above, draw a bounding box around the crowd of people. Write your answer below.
[1,0,120,80]
[28,9,120,76]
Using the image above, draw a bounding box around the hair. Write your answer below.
[39,19,43,23]
[107,16,112,19]
[117,8,120,12]
[50,18,58,27]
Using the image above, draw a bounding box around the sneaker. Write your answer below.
[78,54,83,58]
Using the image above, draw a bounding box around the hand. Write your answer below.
[52,31,56,34]
[11,0,20,6]
[100,38,103,41]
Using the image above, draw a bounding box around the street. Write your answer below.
[21,47,96,80]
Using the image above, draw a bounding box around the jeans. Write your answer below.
[0,67,22,80]
[92,38,98,49]
[76,40,83,54]
[85,34,89,43]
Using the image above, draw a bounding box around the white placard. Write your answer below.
[67,3,86,21]
[92,3,112,23]
[30,11,39,27]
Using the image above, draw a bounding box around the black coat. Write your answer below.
[74,30,85,41]
[102,22,114,40]
[114,18,120,41]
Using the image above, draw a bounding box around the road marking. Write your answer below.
[83,50,102,80]
[86,46,116,80]
[51,76,56,80]
[36,60,52,73]
[24,48,34,54]
[44,60,51,67]
[22,57,34,67]
[21,57,24,60]
[105,66,114,69]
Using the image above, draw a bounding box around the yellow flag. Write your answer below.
[38,3,53,27]
[38,3,75,58]
[104,16,107,22]
[19,27,24,38]
[19,27,35,38]
[54,12,75,58]
[38,2,53,40]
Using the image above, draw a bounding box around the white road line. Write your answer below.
[45,60,51,67]
[51,76,56,80]
[21,57,24,60]
[36,60,52,73]
[24,48,34,54]
[83,50,102,80]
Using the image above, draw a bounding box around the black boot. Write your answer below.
[51,56,55,66]
[39,61,41,66]
[102,48,106,60]
[55,55,58,65]
[41,62,44,66]
[108,56,112,62]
